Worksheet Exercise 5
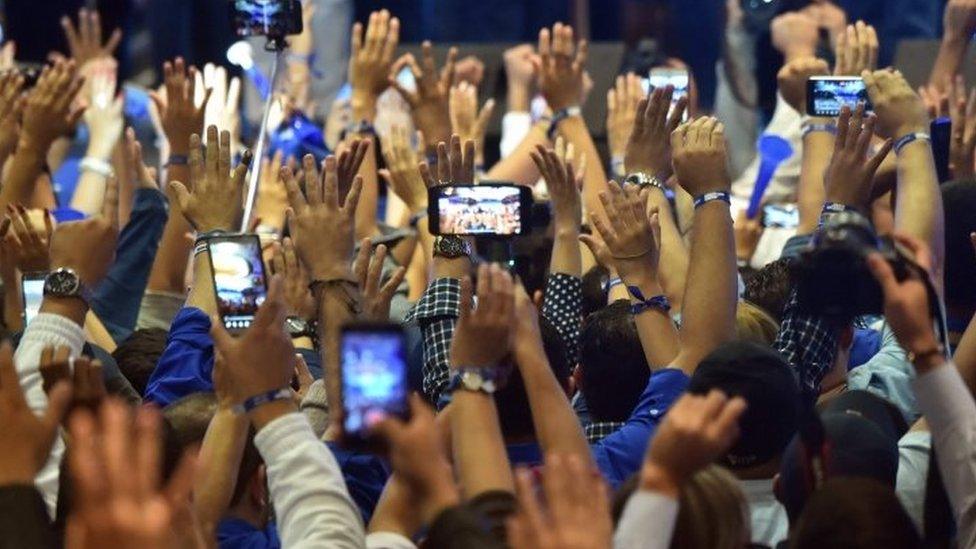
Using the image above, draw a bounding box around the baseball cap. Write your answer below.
[819,389,909,441]
[687,341,800,468]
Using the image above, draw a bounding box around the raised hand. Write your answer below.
[380,126,428,211]
[770,11,819,61]
[671,116,731,198]
[60,8,121,67]
[640,390,746,496]
[503,44,536,111]
[834,21,879,76]
[918,84,949,119]
[534,22,588,111]
[22,60,85,151]
[585,182,660,280]
[67,400,206,548]
[270,236,316,320]
[123,127,159,190]
[210,276,295,405]
[0,342,71,486]
[450,263,516,368]
[254,151,289,232]
[777,57,830,114]
[625,84,688,178]
[946,75,976,179]
[196,63,242,149]
[862,69,929,139]
[283,154,362,281]
[420,134,476,185]
[83,62,124,160]
[823,103,893,210]
[507,454,612,549]
[0,71,25,160]
[38,346,105,411]
[349,10,400,107]
[607,73,644,162]
[390,41,455,146]
[333,137,371,203]
[531,145,581,232]
[351,238,406,321]
[943,0,976,43]
[449,81,495,165]
[168,126,251,232]
[149,58,210,153]
[48,176,119,287]
[0,205,53,272]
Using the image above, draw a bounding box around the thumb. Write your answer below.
[579,233,601,258]
[210,315,235,353]
[866,252,898,295]
[168,181,192,211]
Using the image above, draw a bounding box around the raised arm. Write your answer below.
[928,0,976,91]
[71,62,124,215]
[669,118,737,375]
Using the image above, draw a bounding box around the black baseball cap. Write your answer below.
[687,341,800,468]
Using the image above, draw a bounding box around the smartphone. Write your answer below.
[395,66,416,93]
[931,117,952,183]
[340,322,409,444]
[207,234,268,334]
[428,183,533,237]
[806,76,872,117]
[229,0,303,38]
[762,203,800,229]
[21,272,46,326]
[648,67,689,122]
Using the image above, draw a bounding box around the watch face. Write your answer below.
[285,317,308,335]
[45,269,80,297]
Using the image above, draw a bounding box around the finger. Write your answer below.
[342,175,364,216]
[458,275,474,319]
[102,176,119,228]
[380,266,407,305]
[449,135,462,182]
[102,399,135,499]
[366,244,387,293]
[866,251,899,294]
[353,238,372,286]
[134,405,162,499]
[281,166,308,211]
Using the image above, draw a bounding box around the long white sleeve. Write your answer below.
[614,491,679,549]
[500,112,532,159]
[912,361,976,548]
[14,313,86,518]
[366,531,416,549]
[253,412,365,548]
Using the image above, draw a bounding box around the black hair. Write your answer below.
[581,265,611,318]
[579,300,650,423]
[743,257,794,322]
[112,328,169,396]
[495,315,571,440]
[942,180,976,317]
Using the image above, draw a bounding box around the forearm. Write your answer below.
[797,125,834,234]
[485,124,547,186]
[557,117,609,218]
[147,164,194,293]
[674,202,736,374]
[619,266,680,369]
[184,251,217,316]
[549,230,581,277]
[193,406,249,532]
[518,343,593,466]
[895,141,945,280]
[953,314,976,396]
[71,140,115,215]
[929,36,970,89]
[449,392,515,498]
[3,274,23,333]
[647,191,688,310]
[0,139,48,211]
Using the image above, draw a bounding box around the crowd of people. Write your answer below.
[0,1,976,548]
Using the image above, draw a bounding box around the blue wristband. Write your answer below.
[167,154,189,167]
[626,285,671,315]
[893,132,930,154]
[547,106,582,140]
[603,277,623,293]
[693,191,730,208]
[231,388,293,415]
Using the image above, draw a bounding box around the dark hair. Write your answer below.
[495,315,571,440]
[579,300,650,422]
[791,478,921,549]
[942,180,976,316]
[113,328,169,396]
[581,265,611,318]
[743,257,794,322]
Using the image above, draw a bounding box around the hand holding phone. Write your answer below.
[427,183,533,237]
[208,234,269,333]
[21,272,46,326]
[806,76,872,117]
[340,322,409,445]
[648,67,689,122]
[229,0,303,38]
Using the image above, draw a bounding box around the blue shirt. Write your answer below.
[144,307,214,406]
[217,518,280,549]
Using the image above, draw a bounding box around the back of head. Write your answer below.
[672,465,750,549]
[496,315,570,440]
[688,341,799,469]
[735,301,779,345]
[579,300,650,423]
[743,257,794,323]
[942,180,976,318]
[113,328,168,396]
[581,265,611,318]
[791,478,920,549]
[162,392,218,478]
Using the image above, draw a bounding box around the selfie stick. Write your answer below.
[241,37,287,232]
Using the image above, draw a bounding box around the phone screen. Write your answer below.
[430,184,528,236]
[806,77,872,117]
[648,68,689,122]
[21,273,46,326]
[340,324,409,440]
[762,204,800,229]
[395,66,416,93]
[229,0,303,38]
[207,235,268,332]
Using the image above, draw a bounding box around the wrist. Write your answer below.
[169,138,191,156]
[639,462,682,498]
[942,33,970,49]
[85,141,115,161]
[310,264,355,283]
[615,259,659,284]
[894,124,930,139]
[784,46,816,63]
[247,399,299,431]
[351,95,377,122]
[507,86,531,112]
[420,477,462,525]
[554,225,580,240]
[0,465,37,487]
[39,296,88,327]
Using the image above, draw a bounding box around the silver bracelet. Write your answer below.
[79,157,114,178]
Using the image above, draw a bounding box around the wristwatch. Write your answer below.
[623,172,666,191]
[433,235,472,259]
[43,268,93,305]
[448,367,501,395]
[285,316,315,338]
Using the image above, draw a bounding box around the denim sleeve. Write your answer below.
[143,307,214,406]
[591,368,690,488]
[91,188,169,343]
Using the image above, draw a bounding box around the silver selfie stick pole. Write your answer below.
[240,37,286,233]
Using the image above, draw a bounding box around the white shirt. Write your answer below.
[16,313,87,518]
[253,412,365,548]
[614,490,679,549]
[730,95,803,206]
[912,361,976,548]
[740,478,789,547]
[896,430,931,533]
[500,111,532,159]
